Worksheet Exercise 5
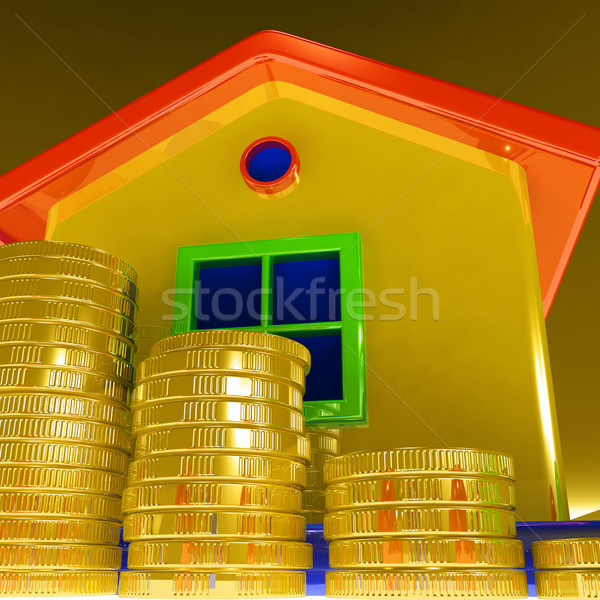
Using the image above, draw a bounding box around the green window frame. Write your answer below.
[172,232,366,426]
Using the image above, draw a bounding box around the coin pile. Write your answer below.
[323,447,528,598]
[303,427,341,525]
[133,325,171,370]
[119,330,314,598]
[533,538,600,598]
[0,240,138,595]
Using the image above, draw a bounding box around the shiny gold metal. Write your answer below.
[0,517,121,544]
[134,426,310,463]
[127,454,306,488]
[0,255,137,299]
[119,570,305,598]
[0,298,135,338]
[122,481,302,514]
[532,538,600,569]
[127,539,312,569]
[326,570,528,598]
[0,417,131,453]
[306,468,325,488]
[0,343,134,383]
[0,364,131,404]
[0,277,137,320]
[133,373,303,410]
[151,330,310,368]
[324,448,515,483]
[0,240,137,282]
[0,465,126,496]
[0,570,119,595]
[0,393,131,428]
[0,542,122,570]
[132,398,304,435]
[0,321,136,362]
[326,475,516,510]
[323,506,517,540]
[138,348,306,388]
[535,570,600,598]
[0,441,129,474]
[123,509,306,541]
[302,489,325,510]
[305,431,341,454]
[309,451,337,470]
[302,509,326,525]
[329,537,525,568]
[0,490,121,520]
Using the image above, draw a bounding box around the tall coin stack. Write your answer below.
[533,538,600,598]
[324,447,528,598]
[119,330,314,598]
[0,240,138,595]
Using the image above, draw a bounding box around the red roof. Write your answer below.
[1,30,598,316]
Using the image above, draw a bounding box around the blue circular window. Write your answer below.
[247,146,292,183]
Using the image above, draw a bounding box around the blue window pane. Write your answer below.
[248,147,291,182]
[290,335,343,401]
[273,258,341,324]
[196,263,261,329]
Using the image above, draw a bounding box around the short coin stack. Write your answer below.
[119,330,314,598]
[324,447,528,598]
[533,538,600,598]
[0,240,138,595]
[303,427,341,525]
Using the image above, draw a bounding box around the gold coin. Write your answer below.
[133,373,303,410]
[0,343,134,383]
[0,441,128,474]
[134,426,310,463]
[127,453,306,488]
[329,537,525,568]
[302,489,325,510]
[326,475,516,510]
[119,570,305,599]
[151,330,310,368]
[123,481,302,514]
[0,364,131,404]
[0,255,137,299]
[309,451,337,470]
[0,320,136,362]
[0,277,137,320]
[307,427,341,437]
[0,570,118,595]
[0,465,125,496]
[535,570,600,598]
[0,417,131,453]
[138,347,306,388]
[0,517,121,543]
[532,538,600,569]
[0,240,137,281]
[302,509,326,525]
[324,448,515,483]
[0,393,130,428]
[0,298,135,338]
[0,490,121,520]
[306,468,325,488]
[123,509,306,541]
[323,506,517,540]
[0,542,122,569]
[326,570,528,598]
[132,398,304,436]
[127,539,312,569]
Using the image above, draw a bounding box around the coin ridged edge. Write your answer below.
[533,538,600,569]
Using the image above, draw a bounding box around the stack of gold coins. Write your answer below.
[0,240,138,595]
[133,326,171,370]
[324,448,528,598]
[303,427,341,525]
[119,330,314,598]
[533,538,600,598]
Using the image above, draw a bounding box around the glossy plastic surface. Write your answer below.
[0,31,598,315]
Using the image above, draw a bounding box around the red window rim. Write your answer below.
[240,136,300,197]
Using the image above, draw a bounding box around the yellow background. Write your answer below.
[0,0,598,519]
